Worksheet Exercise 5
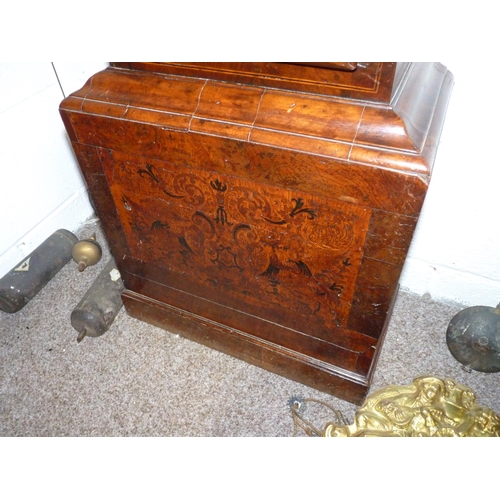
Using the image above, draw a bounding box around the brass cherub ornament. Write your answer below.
[323,376,500,437]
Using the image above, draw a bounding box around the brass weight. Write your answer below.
[72,234,102,272]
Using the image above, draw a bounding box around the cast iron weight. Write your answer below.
[446,302,500,373]
[0,229,78,313]
[71,259,125,342]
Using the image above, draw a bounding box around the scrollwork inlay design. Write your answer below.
[103,152,371,330]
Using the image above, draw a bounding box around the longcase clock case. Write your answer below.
[60,62,453,404]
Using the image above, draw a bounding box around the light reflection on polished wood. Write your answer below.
[324,376,500,437]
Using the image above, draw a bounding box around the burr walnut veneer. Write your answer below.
[60,62,453,404]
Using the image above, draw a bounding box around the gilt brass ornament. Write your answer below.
[323,376,500,437]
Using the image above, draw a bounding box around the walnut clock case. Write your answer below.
[60,62,453,404]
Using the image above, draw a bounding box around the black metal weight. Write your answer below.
[0,229,78,313]
[70,259,125,342]
[446,303,500,373]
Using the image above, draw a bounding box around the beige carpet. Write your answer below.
[1,219,499,437]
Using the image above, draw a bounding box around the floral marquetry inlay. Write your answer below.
[100,150,371,333]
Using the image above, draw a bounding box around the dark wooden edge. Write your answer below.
[110,62,396,102]
[122,289,371,405]
[364,283,400,384]
[120,260,377,359]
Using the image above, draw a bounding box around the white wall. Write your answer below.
[0,62,107,278]
[399,61,500,307]
[1,62,498,307]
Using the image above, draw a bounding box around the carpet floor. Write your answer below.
[1,219,499,437]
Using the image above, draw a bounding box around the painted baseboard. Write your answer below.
[0,187,94,278]
[400,257,500,308]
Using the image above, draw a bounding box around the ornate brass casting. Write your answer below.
[323,376,500,437]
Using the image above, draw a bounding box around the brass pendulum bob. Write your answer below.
[72,234,102,272]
